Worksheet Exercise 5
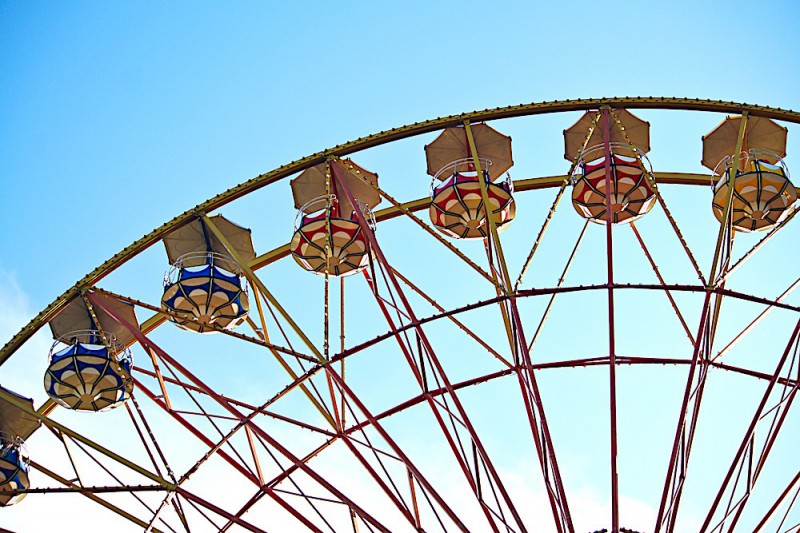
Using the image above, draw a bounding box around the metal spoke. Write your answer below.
[527,220,589,352]
[720,205,800,286]
[30,460,168,533]
[713,278,800,363]
[600,107,621,533]
[655,112,751,533]
[333,160,532,532]
[701,320,800,532]
[630,222,696,346]
[610,108,708,286]
[514,110,601,291]
[390,266,513,368]
[753,470,800,532]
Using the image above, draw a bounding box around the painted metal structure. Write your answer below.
[1,97,800,532]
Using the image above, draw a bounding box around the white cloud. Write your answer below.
[0,269,52,403]
[0,269,35,340]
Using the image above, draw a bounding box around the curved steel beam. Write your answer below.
[2,96,796,366]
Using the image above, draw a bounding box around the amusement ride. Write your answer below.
[1,97,799,532]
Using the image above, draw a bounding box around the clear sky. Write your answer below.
[1,1,800,532]
[2,1,800,306]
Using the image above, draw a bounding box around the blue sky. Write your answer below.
[2,2,800,532]
[2,0,800,305]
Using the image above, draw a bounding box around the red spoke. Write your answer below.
[332,161,530,532]
[602,108,621,533]
[90,295,377,532]
[655,291,714,532]
[701,320,800,532]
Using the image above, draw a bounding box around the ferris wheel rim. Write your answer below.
[4,97,798,367]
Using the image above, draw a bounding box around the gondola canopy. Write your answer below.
[564,109,650,162]
[425,123,513,180]
[291,159,380,216]
[702,115,787,170]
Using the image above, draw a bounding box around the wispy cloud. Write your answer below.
[0,269,51,403]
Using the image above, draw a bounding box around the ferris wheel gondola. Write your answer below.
[564,108,657,224]
[43,296,134,412]
[161,215,254,333]
[0,387,38,507]
[703,115,797,232]
[290,159,380,276]
[426,123,516,238]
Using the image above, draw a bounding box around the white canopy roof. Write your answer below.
[425,123,513,180]
[163,215,256,268]
[563,109,650,161]
[291,159,380,215]
[48,295,139,348]
[0,386,39,440]
[702,115,788,170]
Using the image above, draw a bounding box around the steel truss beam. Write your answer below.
[464,118,575,533]
[701,320,800,532]
[332,164,520,531]
[655,114,750,533]
[89,290,392,533]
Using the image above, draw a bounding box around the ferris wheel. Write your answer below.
[1,97,799,533]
